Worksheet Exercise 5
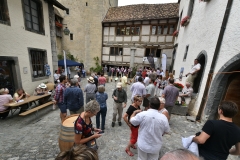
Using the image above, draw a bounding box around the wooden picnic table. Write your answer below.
[4,93,51,115]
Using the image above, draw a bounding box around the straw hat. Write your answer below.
[74,75,79,79]
[38,83,47,89]
[87,77,95,83]
[116,82,122,88]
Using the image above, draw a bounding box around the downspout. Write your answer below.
[196,0,233,121]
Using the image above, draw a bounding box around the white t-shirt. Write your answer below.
[130,109,170,154]
[144,77,150,86]
[190,63,201,74]
[0,94,13,111]
[53,73,60,81]
[146,83,155,100]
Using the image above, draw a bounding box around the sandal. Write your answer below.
[131,145,137,149]
[125,149,134,156]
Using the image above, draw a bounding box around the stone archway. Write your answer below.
[205,54,240,125]
[193,51,207,93]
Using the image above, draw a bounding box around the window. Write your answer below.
[23,0,44,34]
[116,26,140,36]
[55,15,63,37]
[151,24,176,35]
[70,33,73,40]
[110,47,123,55]
[145,48,161,57]
[183,45,189,61]
[0,0,10,25]
[188,0,195,17]
[29,49,47,78]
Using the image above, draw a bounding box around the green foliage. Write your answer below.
[57,52,79,62]
[131,64,139,77]
[90,57,102,73]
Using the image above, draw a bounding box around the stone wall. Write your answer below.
[57,0,118,71]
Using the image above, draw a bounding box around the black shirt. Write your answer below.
[126,105,140,127]
[198,120,240,160]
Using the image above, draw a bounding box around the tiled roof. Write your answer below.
[103,3,179,22]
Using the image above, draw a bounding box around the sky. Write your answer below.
[118,0,178,6]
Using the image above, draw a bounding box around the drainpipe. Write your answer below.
[196,0,233,121]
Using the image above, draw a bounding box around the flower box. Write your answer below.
[181,16,190,27]
[55,21,63,28]
[173,30,179,37]
[173,82,184,91]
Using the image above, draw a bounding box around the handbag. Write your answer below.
[86,138,98,150]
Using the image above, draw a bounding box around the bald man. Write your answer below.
[179,82,193,105]
[160,149,200,160]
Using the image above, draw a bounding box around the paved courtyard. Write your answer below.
[0,77,239,160]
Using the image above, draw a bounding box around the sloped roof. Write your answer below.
[103,3,179,22]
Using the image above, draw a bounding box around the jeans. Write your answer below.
[96,107,107,130]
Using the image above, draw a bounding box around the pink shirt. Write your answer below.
[98,76,106,85]
[0,94,13,111]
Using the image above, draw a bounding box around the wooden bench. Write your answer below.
[0,109,10,114]
[19,101,54,116]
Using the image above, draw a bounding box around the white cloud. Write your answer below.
[118,0,178,6]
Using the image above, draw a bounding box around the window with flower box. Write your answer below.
[151,24,176,35]
[116,26,140,36]
[0,0,10,25]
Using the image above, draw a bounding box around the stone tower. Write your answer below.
[57,0,118,71]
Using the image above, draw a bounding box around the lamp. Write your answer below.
[63,27,70,35]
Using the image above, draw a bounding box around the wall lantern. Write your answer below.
[63,27,70,35]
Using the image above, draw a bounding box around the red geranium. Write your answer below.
[173,30,179,37]
[173,82,184,89]
[181,16,190,27]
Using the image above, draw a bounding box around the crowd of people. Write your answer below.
[1,63,240,160]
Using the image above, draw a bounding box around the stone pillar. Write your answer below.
[48,4,58,73]
[130,47,136,77]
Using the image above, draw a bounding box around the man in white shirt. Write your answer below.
[179,82,193,105]
[53,70,60,84]
[185,59,201,86]
[130,97,170,160]
[130,77,146,101]
[143,74,150,86]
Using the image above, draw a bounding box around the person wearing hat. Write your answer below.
[111,82,127,127]
[84,76,96,104]
[73,74,81,88]
[35,83,48,105]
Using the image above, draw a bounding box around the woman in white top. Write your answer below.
[0,88,13,119]
[158,97,169,121]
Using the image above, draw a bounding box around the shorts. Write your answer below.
[130,126,139,144]
[58,102,67,113]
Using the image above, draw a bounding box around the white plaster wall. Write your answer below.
[123,48,130,55]
[116,56,122,62]
[166,36,173,42]
[102,47,110,55]
[150,36,157,42]
[102,55,109,61]
[141,36,149,42]
[158,36,165,42]
[0,0,53,94]
[109,36,114,41]
[173,0,234,115]
[123,56,130,62]
[135,48,145,57]
[110,56,115,61]
[109,27,115,36]
[135,57,143,63]
[103,27,109,35]
[123,37,131,41]
[141,25,150,35]
[116,36,123,41]
[132,36,140,41]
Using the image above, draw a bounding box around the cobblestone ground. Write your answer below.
[0,77,239,160]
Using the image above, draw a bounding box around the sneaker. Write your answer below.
[118,122,122,126]
[112,122,115,127]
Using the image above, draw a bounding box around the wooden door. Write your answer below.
[224,74,240,127]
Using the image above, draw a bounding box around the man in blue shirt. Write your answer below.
[64,79,84,115]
